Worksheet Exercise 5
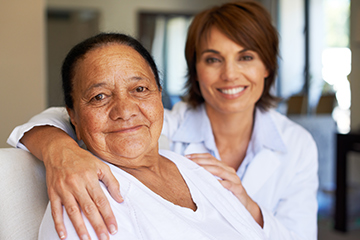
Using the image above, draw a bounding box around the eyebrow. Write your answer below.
[83,82,108,95]
[200,48,249,55]
[84,76,151,94]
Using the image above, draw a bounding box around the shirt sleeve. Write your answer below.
[7,107,79,150]
[260,134,318,240]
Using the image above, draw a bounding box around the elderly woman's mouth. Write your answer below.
[109,125,144,134]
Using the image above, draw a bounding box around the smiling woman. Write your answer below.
[196,27,269,116]
[68,44,163,163]
[37,32,266,240]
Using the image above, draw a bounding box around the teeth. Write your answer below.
[220,87,245,95]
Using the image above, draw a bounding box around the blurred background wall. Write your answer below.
[0,0,46,148]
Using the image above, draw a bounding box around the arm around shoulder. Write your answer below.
[7,107,77,150]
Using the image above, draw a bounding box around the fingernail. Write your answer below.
[81,234,89,240]
[100,233,107,240]
[109,224,117,235]
[59,231,65,239]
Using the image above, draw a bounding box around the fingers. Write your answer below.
[97,165,123,235]
[185,153,222,168]
[50,187,92,240]
[201,164,240,183]
[185,153,215,160]
[98,166,123,203]
[49,163,119,239]
[68,171,116,240]
[41,137,120,239]
[73,163,120,239]
[50,195,67,239]
[186,153,239,182]
[86,179,118,236]
[61,180,111,240]
[62,194,92,240]
[219,179,245,198]
[186,154,263,225]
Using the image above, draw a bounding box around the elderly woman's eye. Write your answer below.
[93,94,105,101]
[136,86,146,92]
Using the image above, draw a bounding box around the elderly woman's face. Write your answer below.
[68,44,163,164]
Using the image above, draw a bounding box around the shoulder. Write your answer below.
[267,109,315,143]
[264,110,318,170]
[162,102,201,138]
[164,101,193,122]
[159,149,200,170]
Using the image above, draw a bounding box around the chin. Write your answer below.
[110,142,150,158]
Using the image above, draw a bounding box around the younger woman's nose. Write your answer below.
[221,61,239,81]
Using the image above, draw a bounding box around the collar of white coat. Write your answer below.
[170,103,287,155]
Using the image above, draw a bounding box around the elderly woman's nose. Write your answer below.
[109,95,138,121]
[221,61,239,81]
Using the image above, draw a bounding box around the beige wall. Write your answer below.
[46,0,232,37]
[0,0,46,147]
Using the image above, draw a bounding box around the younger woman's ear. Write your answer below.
[264,68,270,79]
[66,107,81,141]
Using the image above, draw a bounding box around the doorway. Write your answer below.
[47,9,99,107]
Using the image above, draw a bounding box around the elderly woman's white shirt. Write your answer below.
[8,101,318,240]
[39,149,266,240]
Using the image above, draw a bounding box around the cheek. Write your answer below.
[196,64,211,84]
[140,97,164,130]
[78,110,106,137]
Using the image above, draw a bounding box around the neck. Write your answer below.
[115,148,164,176]
[119,153,198,211]
[206,104,255,141]
[205,104,255,169]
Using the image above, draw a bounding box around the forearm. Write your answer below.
[21,126,78,163]
[7,107,77,150]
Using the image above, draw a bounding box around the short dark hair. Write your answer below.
[62,32,161,109]
[184,1,280,111]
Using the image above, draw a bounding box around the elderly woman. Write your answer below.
[9,2,318,240]
[38,32,266,240]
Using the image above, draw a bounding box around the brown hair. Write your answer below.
[183,1,280,111]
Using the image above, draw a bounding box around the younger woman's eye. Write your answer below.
[240,55,253,61]
[205,57,220,64]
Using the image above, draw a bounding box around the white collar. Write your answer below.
[170,104,287,158]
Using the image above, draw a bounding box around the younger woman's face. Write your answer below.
[196,27,268,116]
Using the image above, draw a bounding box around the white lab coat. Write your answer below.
[161,102,319,240]
[8,101,318,240]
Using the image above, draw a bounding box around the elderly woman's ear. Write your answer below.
[66,107,81,141]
